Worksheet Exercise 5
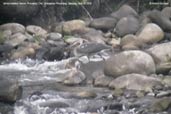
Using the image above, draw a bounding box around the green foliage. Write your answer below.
[0,31,5,44]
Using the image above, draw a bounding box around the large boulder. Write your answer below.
[109,73,162,92]
[146,42,171,74]
[137,23,164,44]
[148,10,171,32]
[54,20,86,35]
[115,16,139,37]
[0,76,22,103]
[110,5,138,20]
[104,50,156,78]
[0,23,25,34]
[89,17,117,31]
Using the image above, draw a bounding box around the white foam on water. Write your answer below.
[0,62,31,71]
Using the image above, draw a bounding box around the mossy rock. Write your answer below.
[149,97,171,112]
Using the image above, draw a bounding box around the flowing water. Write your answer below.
[0,58,142,114]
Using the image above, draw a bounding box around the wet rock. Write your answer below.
[110,5,138,20]
[36,43,65,61]
[0,23,25,34]
[109,73,162,92]
[82,29,106,44]
[115,16,139,37]
[0,103,13,114]
[0,76,22,103]
[10,47,35,59]
[26,25,47,36]
[0,44,13,58]
[149,97,171,113]
[5,33,28,47]
[62,69,86,85]
[94,76,113,87]
[47,32,62,41]
[156,91,171,98]
[55,19,86,34]
[112,88,124,97]
[146,42,171,74]
[148,10,171,32]
[39,100,70,108]
[104,50,156,78]
[89,17,117,31]
[79,60,106,84]
[72,42,111,57]
[137,23,164,44]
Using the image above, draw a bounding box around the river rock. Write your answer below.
[137,23,164,44]
[115,16,139,37]
[62,69,86,85]
[0,76,22,103]
[0,103,13,114]
[47,32,62,41]
[94,76,113,87]
[149,97,171,113]
[0,23,25,34]
[161,7,171,19]
[55,19,86,34]
[148,10,171,32]
[162,76,171,87]
[5,33,28,47]
[10,46,35,59]
[0,44,13,60]
[72,42,111,57]
[146,42,171,74]
[0,30,12,44]
[81,29,105,44]
[104,50,156,78]
[89,17,117,31]
[36,43,65,61]
[120,34,140,50]
[110,5,138,20]
[26,25,47,36]
[109,73,162,92]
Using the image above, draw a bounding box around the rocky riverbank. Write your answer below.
[1,4,171,114]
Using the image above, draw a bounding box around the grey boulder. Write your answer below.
[115,16,139,37]
[104,50,156,78]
